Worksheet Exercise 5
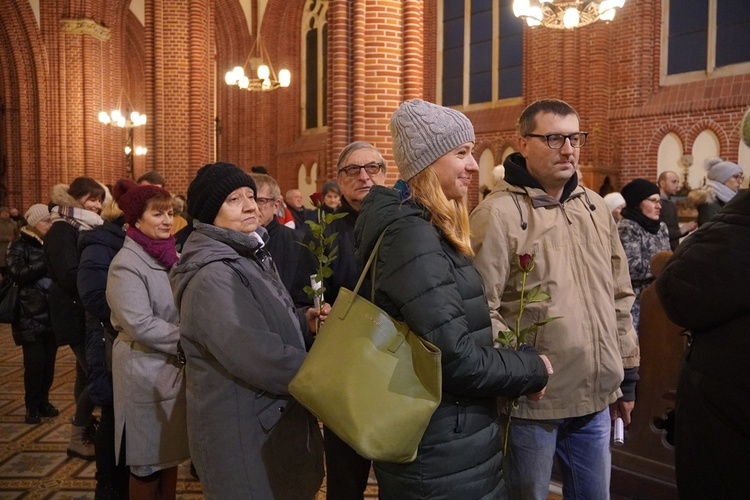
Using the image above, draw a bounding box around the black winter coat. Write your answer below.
[355,186,548,500]
[264,217,315,307]
[656,189,750,499]
[7,228,53,345]
[43,221,86,346]
[77,220,126,406]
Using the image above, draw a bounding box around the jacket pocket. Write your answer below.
[255,392,293,432]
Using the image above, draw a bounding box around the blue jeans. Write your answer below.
[503,408,612,500]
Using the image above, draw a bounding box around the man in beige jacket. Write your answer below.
[470,99,639,500]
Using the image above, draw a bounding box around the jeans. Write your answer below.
[504,408,612,500]
[70,341,95,427]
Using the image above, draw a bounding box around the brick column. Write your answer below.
[144,0,212,189]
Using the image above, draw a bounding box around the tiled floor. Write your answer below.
[0,323,378,499]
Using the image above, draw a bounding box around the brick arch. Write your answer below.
[646,123,687,168]
[686,118,730,157]
[0,0,50,207]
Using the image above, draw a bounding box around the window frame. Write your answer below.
[301,0,328,133]
[437,0,524,110]
[661,0,750,85]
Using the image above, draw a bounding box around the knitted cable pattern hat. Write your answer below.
[25,203,50,228]
[116,179,171,226]
[621,178,660,208]
[389,99,475,181]
[706,160,742,183]
[187,162,256,224]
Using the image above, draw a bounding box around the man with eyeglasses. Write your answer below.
[657,170,697,250]
[322,141,386,500]
[249,173,316,309]
[470,99,638,500]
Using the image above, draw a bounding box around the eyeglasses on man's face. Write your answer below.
[732,174,745,182]
[524,132,588,149]
[254,197,277,206]
[644,197,662,206]
[338,162,384,178]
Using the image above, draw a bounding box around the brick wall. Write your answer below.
[1,0,750,207]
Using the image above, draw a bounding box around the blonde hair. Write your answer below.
[408,167,474,257]
[100,199,123,222]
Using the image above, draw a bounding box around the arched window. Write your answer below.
[302,0,328,131]
[439,0,523,107]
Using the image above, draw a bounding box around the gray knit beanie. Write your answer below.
[706,160,742,183]
[389,99,475,181]
[187,162,256,224]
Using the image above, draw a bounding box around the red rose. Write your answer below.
[518,253,535,273]
[310,192,324,207]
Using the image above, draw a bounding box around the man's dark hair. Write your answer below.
[518,99,580,137]
[137,170,166,187]
[251,165,269,174]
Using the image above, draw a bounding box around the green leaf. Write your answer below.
[321,267,334,278]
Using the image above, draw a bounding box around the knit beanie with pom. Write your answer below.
[116,179,171,226]
[389,99,475,181]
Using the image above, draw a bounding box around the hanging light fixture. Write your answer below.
[98,92,147,174]
[225,33,291,91]
[512,0,626,29]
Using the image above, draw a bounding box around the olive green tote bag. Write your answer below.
[289,228,442,464]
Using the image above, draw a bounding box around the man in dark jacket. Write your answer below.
[656,189,750,500]
[250,173,315,308]
[657,170,697,250]
[323,141,386,500]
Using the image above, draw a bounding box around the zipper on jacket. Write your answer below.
[453,401,465,433]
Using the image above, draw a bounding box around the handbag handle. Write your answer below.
[336,227,389,319]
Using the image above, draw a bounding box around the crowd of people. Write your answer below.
[1,98,745,499]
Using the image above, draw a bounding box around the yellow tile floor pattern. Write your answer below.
[0,323,377,499]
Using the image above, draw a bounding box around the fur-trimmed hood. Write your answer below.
[49,183,77,208]
[687,186,716,207]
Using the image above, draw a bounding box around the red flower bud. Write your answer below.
[518,253,535,273]
[310,192,324,207]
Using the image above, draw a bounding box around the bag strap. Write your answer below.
[336,227,389,319]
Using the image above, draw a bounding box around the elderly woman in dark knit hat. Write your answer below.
[170,162,326,499]
[617,178,670,332]
[688,158,744,226]
[354,99,550,498]
[105,181,188,500]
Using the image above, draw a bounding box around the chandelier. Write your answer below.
[512,0,626,29]
[225,35,290,91]
[98,98,147,173]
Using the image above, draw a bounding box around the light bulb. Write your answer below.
[130,111,140,124]
[600,8,616,21]
[239,76,250,89]
[257,64,270,81]
[261,78,271,91]
[139,114,147,126]
[116,116,126,128]
[527,6,543,26]
[512,0,530,18]
[111,109,122,122]
[124,145,132,155]
[135,146,147,156]
[563,7,580,28]
[232,66,245,78]
[279,69,291,88]
[98,111,111,124]
[225,71,237,85]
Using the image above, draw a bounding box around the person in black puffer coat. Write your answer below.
[7,204,59,424]
[77,186,128,500]
[656,188,750,500]
[355,99,551,499]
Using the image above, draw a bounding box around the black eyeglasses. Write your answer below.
[524,132,588,149]
[338,162,384,178]
[254,197,277,206]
